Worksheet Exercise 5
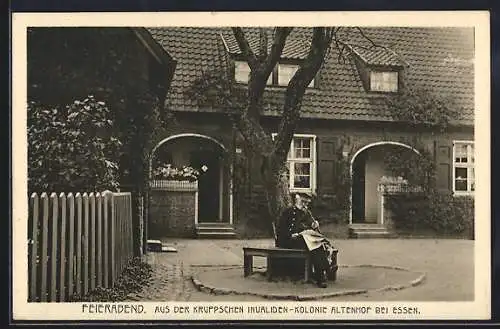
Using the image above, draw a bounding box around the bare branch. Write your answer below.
[232,27,258,70]
[355,27,379,48]
[264,27,293,73]
[273,27,333,161]
[258,28,268,60]
[246,27,292,120]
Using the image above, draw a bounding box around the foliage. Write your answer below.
[385,87,461,131]
[184,69,247,113]
[384,191,474,239]
[69,257,153,302]
[383,147,436,190]
[311,145,352,225]
[28,96,122,192]
[27,27,170,254]
[382,142,474,239]
[152,163,200,182]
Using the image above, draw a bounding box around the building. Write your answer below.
[145,27,474,238]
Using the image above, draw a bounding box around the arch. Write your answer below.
[148,133,227,179]
[349,141,421,225]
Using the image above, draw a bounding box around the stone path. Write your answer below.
[126,238,474,302]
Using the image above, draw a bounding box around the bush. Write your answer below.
[384,191,474,239]
[28,96,122,192]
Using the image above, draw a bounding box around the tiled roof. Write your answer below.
[146,27,474,125]
[220,30,310,60]
[349,45,406,67]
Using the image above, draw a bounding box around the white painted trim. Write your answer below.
[452,140,475,196]
[229,163,234,225]
[148,133,227,180]
[194,190,199,225]
[272,133,317,194]
[349,141,420,225]
[379,193,385,225]
[219,165,223,221]
[148,133,231,226]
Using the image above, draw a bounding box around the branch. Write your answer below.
[264,27,293,74]
[258,28,268,60]
[235,112,274,156]
[232,27,258,70]
[273,27,333,161]
[246,27,292,120]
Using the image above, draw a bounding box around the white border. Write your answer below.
[12,11,490,321]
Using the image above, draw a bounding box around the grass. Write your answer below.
[69,257,153,302]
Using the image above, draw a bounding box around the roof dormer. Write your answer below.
[220,31,317,89]
[349,45,407,93]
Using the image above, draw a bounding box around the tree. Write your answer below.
[187,27,384,240]
[230,28,335,238]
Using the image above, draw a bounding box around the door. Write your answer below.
[351,153,366,223]
[190,150,221,222]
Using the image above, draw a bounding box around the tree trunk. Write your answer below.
[260,154,291,243]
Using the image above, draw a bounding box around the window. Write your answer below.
[234,61,314,88]
[273,134,317,192]
[453,141,475,194]
[278,64,314,87]
[370,71,398,92]
[234,61,272,85]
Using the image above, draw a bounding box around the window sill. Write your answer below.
[290,187,316,194]
[235,83,320,95]
[452,191,475,197]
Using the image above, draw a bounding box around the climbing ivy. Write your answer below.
[385,87,461,132]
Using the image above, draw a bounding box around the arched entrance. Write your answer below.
[349,141,420,225]
[149,133,233,231]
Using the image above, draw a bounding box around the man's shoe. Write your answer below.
[317,280,327,288]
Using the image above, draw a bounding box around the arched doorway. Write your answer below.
[149,133,233,230]
[349,141,420,225]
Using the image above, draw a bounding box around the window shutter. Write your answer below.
[317,137,338,194]
[435,140,452,192]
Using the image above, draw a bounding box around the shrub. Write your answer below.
[384,191,474,239]
[28,96,122,192]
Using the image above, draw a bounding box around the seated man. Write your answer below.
[276,192,336,288]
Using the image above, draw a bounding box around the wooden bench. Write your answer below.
[243,247,338,282]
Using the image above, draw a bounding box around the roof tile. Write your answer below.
[146,26,474,125]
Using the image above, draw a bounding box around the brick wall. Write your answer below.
[149,189,197,238]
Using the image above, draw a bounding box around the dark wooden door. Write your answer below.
[190,151,221,222]
[351,154,366,223]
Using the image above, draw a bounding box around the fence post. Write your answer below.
[103,193,109,288]
[109,192,116,287]
[82,193,89,295]
[89,193,96,291]
[29,193,39,302]
[49,193,59,302]
[67,193,75,299]
[75,193,82,296]
[96,193,102,288]
[40,193,49,302]
[58,193,67,302]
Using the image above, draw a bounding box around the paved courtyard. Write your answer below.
[126,238,474,302]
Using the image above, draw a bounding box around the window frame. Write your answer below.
[233,59,316,89]
[271,133,317,193]
[452,140,475,196]
[369,70,399,93]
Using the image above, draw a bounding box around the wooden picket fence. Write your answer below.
[27,191,134,302]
